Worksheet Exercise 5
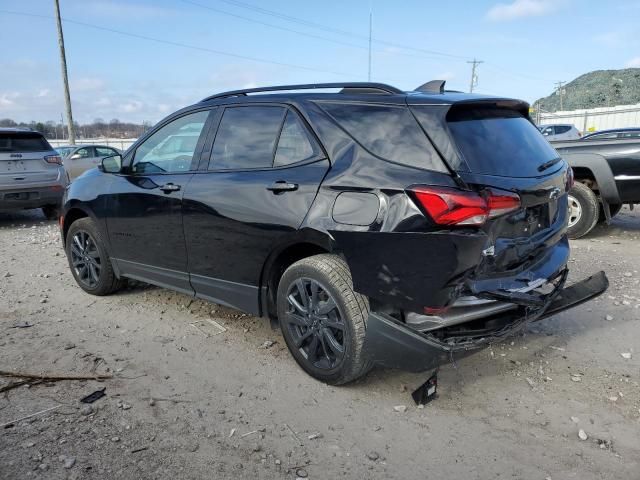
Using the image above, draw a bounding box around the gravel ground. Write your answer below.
[0,207,639,480]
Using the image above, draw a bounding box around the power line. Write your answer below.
[0,9,355,78]
[207,0,471,61]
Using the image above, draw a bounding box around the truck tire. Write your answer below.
[567,183,599,239]
[277,254,373,385]
[597,203,622,224]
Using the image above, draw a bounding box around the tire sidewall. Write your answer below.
[65,219,112,294]
[277,263,357,384]
[567,184,598,239]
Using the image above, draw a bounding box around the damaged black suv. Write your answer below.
[61,82,608,384]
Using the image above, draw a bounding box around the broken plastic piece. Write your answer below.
[80,387,106,404]
[411,370,438,406]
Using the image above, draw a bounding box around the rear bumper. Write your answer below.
[0,185,65,210]
[362,271,608,372]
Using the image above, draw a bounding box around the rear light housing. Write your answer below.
[44,155,62,165]
[409,186,521,227]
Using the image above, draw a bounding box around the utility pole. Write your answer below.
[367,7,372,81]
[554,80,566,111]
[54,0,75,145]
[467,58,483,93]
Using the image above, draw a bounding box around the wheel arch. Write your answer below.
[259,228,336,321]
[563,152,620,204]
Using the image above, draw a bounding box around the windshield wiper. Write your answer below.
[538,157,562,172]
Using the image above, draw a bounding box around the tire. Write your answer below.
[597,203,622,224]
[42,204,60,221]
[65,218,124,296]
[277,254,373,385]
[567,183,599,239]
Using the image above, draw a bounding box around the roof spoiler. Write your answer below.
[414,80,446,94]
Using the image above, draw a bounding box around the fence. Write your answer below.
[48,138,137,151]
[537,103,640,133]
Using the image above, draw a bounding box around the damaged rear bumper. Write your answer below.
[362,271,608,372]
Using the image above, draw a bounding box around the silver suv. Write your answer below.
[0,128,68,219]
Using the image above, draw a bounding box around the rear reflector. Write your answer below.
[409,186,520,226]
[44,155,62,165]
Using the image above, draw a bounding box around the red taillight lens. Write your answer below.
[486,189,521,218]
[410,186,520,226]
[566,167,574,191]
[44,155,62,165]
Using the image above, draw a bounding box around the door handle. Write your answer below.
[160,183,181,193]
[266,181,298,193]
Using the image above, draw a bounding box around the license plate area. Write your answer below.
[3,191,39,201]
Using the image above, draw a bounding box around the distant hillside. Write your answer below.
[533,68,640,112]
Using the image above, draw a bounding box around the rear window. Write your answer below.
[318,102,446,172]
[0,132,52,152]
[446,108,559,178]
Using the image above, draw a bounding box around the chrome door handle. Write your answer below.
[266,181,298,193]
[160,183,181,193]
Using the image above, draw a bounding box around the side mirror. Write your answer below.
[70,153,82,160]
[101,154,123,174]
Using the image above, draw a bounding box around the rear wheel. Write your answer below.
[277,254,372,385]
[567,183,599,239]
[65,218,124,296]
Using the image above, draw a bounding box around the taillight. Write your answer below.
[409,186,520,226]
[566,167,574,191]
[44,155,62,165]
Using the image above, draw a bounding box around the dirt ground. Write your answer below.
[0,207,639,480]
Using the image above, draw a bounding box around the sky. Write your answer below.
[0,0,639,124]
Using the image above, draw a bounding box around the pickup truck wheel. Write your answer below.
[277,254,373,385]
[597,203,622,223]
[567,183,599,239]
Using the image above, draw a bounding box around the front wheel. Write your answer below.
[567,183,599,239]
[277,254,372,385]
[65,218,125,296]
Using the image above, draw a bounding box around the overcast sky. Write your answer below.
[0,0,638,124]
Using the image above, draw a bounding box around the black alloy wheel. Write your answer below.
[284,277,345,370]
[69,230,102,288]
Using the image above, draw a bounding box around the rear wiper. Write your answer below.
[537,157,562,172]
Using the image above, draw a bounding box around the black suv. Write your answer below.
[61,82,608,384]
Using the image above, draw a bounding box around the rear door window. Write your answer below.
[318,102,446,172]
[274,111,317,167]
[555,125,571,134]
[210,106,286,170]
[96,147,118,157]
[445,107,559,178]
[0,132,51,152]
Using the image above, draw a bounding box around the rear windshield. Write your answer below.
[446,108,559,177]
[0,132,52,153]
[318,102,446,172]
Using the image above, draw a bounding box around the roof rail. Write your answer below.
[414,80,446,94]
[201,82,403,102]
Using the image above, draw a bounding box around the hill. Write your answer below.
[533,68,640,112]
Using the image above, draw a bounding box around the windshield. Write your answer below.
[446,108,560,178]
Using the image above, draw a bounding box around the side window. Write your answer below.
[274,111,316,167]
[132,110,209,174]
[555,126,571,134]
[320,103,445,171]
[96,147,117,157]
[210,106,285,170]
[75,147,93,158]
[541,126,553,136]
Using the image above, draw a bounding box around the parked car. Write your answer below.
[0,128,68,219]
[538,124,581,141]
[60,82,608,384]
[552,137,640,238]
[581,127,640,141]
[56,144,121,179]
